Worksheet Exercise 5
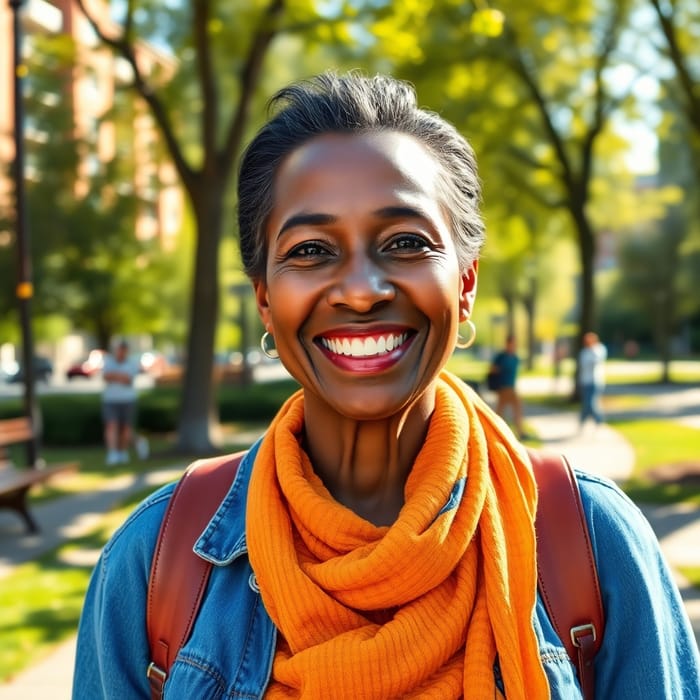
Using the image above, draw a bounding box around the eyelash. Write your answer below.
[287,241,331,258]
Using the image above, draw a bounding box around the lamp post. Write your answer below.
[9,0,39,465]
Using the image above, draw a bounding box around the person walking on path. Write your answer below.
[490,333,527,439]
[101,339,140,465]
[578,331,607,430]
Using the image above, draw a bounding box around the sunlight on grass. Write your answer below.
[0,560,91,681]
[614,419,700,505]
[0,487,162,682]
[679,566,700,589]
[613,420,700,473]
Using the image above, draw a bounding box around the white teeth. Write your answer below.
[321,333,407,358]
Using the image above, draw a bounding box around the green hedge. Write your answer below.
[0,379,300,446]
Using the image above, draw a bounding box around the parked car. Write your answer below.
[6,356,53,383]
[66,350,105,380]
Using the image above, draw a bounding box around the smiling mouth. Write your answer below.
[318,331,412,358]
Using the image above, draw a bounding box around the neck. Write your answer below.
[301,389,435,526]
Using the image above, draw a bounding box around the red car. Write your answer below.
[66,350,105,380]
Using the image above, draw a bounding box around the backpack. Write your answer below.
[146,449,604,700]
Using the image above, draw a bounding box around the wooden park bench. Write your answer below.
[0,416,78,534]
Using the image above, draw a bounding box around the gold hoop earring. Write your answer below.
[260,331,279,359]
[455,320,476,349]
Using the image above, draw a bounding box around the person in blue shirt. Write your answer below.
[73,71,700,699]
[490,333,528,439]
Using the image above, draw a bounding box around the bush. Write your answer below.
[40,394,103,445]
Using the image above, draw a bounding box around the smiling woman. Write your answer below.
[73,72,700,699]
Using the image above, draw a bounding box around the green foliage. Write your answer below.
[678,566,700,590]
[0,31,187,348]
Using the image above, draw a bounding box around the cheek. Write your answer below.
[266,274,317,331]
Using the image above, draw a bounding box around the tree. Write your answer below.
[74,0,422,453]
[75,0,289,453]
[0,32,176,349]
[392,1,655,391]
[648,0,700,176]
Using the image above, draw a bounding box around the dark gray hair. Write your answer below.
[237,71,485,279]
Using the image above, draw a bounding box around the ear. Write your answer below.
[459,260,478,322]
[253,278,273,333]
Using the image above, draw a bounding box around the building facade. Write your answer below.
[0,0,184,375]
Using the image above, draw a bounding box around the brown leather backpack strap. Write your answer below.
[146,451,245,700]
[528,449,605,700]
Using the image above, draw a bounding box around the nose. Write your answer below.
[326,253,395,312]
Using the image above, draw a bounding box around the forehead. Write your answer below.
[273,131,443,203]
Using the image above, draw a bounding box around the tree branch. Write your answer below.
[499,161,565,209]
[220,0,285,176]
[501,26,576,199]
[74,0,196,192]
[580,2,626,191]
[649,0,700,132]
[193,0,218,172]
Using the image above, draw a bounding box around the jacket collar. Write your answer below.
[193,437,263,565]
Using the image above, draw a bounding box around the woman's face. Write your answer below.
[254,131,477,421]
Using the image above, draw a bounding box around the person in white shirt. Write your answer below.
[101,340,141,465]
[578,331,607,429]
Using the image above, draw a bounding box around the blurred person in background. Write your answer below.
[489,333,528,439]
[101,339,140,465]
[578,331,607,431]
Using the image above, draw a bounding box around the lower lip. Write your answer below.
[318,337,414,373]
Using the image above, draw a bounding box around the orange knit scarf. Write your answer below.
[246,370,549,699]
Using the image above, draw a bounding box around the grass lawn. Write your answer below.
[679,566,700,589]
[610,419,700,505]
[0,485,157,683]
[0,426,264,684]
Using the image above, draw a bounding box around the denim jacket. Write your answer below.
[73,440,700,698]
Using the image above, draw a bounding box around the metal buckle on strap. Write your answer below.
[570,623,597,647]
[147,661,167,684]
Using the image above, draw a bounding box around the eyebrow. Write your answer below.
[373,205,427,221]
[277,213,337,238]
[277,205,428,239]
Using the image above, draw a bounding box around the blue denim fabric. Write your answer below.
[580,383,605,425]
[73,441,700,699]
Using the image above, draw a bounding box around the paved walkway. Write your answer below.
[1,388,699,696]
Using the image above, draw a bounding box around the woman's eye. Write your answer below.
[287,241,331,258]
[386,233,431,251]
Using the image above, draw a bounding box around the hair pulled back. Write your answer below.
[237,71,484,279]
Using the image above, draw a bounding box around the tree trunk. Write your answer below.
[522,277,536,371]
[570,204,597,401]
[656,288,674,384]
[175,185,225,454]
